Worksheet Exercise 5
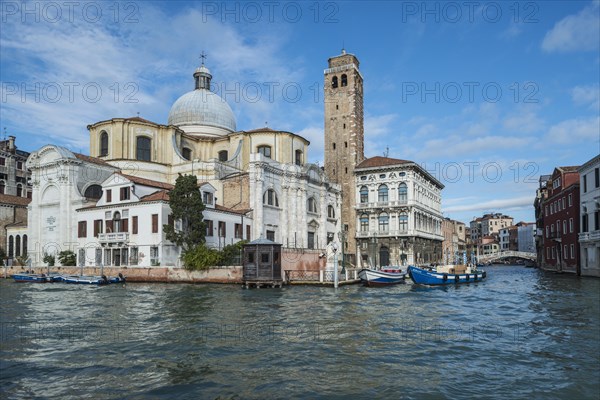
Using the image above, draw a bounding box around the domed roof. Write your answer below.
[168,89,236,132]
[168,63,236,134]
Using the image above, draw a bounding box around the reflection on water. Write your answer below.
[1,266,599,399]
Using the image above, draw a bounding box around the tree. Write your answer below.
[58,250,76,266]
[163,174,206,253]
[43,253,55,267]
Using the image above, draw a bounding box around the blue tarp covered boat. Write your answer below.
[408,265,486,285]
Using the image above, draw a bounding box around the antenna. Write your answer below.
[383,146,389,157]
[200,51,207,66]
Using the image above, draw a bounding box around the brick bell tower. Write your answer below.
[324,49,365,263]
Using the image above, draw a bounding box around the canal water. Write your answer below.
[1,265,599,399]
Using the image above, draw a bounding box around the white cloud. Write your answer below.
[365,114,397,137]
[503,109,544,133]
[296,126,324,164]
[443,196,533,214]
[542,1,600,53]
[546,116,600,144]
[571,85,600,110]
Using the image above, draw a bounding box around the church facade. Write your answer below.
[26,61,341,267]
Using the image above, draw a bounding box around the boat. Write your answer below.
[358,267,407,286]
[408,264,486,285]
[12,272,53,283]
[62,273,126,285]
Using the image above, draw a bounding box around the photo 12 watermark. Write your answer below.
[0,1,140,24]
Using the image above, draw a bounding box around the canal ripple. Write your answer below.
[1,265,599,399]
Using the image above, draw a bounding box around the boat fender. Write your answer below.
[442,273,448,282]
[465,274,470,281]
[454,275,460,283]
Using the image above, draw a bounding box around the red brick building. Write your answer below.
[541,166,580,273]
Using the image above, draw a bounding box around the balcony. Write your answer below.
[356,230,408,238]
[98,232,129,243]
[356,200,408,209]
[579,231,600,242]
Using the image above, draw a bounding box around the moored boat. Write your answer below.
[61,272,126,285]
[358,267,406,286]
[12,272,53,283]
[408,265,486,285]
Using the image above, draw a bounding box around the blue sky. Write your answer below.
[1,0,599,225]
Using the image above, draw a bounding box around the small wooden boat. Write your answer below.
[358,267,406,286]
[408,265,486,285]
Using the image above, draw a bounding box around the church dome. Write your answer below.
[168,64,236,134]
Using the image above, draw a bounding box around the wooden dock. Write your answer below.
[243,279,284,289]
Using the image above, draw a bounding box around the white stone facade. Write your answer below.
[579,155,600,277]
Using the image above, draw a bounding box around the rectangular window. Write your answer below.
[563,221,567,234]
[246,225,251,241]
[307,232,315,249]
[78,221,87,238]
[568,193,572,207]
[266,230,275,241]
[132,216,138,234]
[106,189,112,202]
[596,211,600,231]
[261,253,270,263]
[205,220,213,237]
[552,247,555,259]
[546,247,550,259]
[130,247,138,265]
[582,214,588,232]
[93,219,102,237]
[562,198,565,210]
[203,192,213,205]
[16,161,23,170]
[218,221,226,237]
[150,246,159,264]
[234,223,243,239]
[569,218,573,233]
[152,214,158,233]
[0,157,5,166]
[557,201,561,212]
[564,245,568,259]
[120,187,130,201]
[596,168,599,188]
[545,206,548,217]
[570,244,575,259]
[583,175,587,192]
[122,218,128,232]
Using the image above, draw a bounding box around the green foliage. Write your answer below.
[182,244,223,271]
[43,253,55,267]
[221,240,246,266]
[16,256,28,267]
[163,174,206,253]
[58,250,76,266]
[0,247,6,261]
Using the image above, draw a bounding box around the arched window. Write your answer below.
[398,183,407,203]
[360,186,368,203]
[295,149,303,166]
[15,235,21,257]
[308,197,318,213]
[22,234,28,257]
[136,136,151,161]
[218,150,228,161]
[331,76,338,88]
[8,236,14,258]
[100,131,109,157]
[182,147,192,161]
[327,205,335,218]
[113,211,122,233]
[16,184,23,197]
[84,185,102,200]
[360,214,369,232]
[378,213,389,232]
[0,180,4,195]
[341,74,347,87]
[257,145,271,158]
[399,213,408,232]
[378,184,388,202]
[263,189,279,207]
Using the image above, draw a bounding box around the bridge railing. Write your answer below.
[478,250,536,262]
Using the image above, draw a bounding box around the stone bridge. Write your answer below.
[478,250,536,263]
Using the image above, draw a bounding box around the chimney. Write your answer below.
[8,135,15,151]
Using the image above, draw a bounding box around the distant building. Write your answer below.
[1,135,32,262]
[354,156,444,267]
[442,218,466,263]
[517,222,536,253]
[578,155,599,277]
[534,175,551,267]
[480,235,499,255]
[470,212,514,254]
[540,166,580,273]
